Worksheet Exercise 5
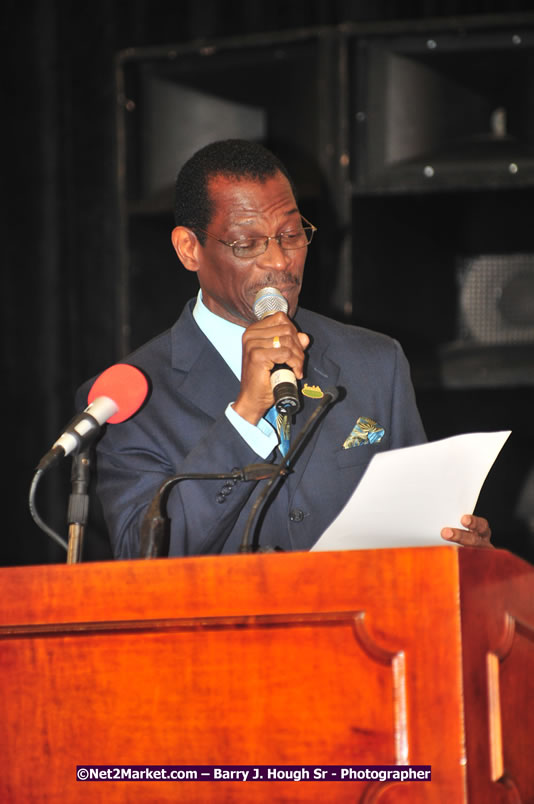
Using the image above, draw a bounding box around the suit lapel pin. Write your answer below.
[302,383,324,399]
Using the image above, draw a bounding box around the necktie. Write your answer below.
[265,406,291,457]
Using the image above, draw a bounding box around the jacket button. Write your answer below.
[289,509,305,522]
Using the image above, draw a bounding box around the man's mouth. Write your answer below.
[253,275,301,294]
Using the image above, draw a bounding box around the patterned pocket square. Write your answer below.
[342,417,385,449]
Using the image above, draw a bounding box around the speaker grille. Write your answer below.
[458,254,534,345]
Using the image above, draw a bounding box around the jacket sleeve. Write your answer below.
[93,405,276,559]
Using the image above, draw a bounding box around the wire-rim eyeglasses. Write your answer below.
[193,216,317,259]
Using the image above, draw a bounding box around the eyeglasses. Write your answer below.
[194,216,317,259]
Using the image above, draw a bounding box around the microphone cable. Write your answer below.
[28,468,68,551]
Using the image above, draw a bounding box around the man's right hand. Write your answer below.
[232,312,310,425]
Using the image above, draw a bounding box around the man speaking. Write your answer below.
[79,139,491,557]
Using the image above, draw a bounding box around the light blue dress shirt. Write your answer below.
[192,291,279,459]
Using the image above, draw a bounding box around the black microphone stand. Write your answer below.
[139,463,282,559]
[66,448,92,563]
[29,431,101,560]
[239,387,339,554]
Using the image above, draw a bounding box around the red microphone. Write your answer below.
[37,363,148,471]
[87,363,149,424]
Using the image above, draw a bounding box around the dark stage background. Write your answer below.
[4,0,534,567]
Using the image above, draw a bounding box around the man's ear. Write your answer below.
[171,226,201,272]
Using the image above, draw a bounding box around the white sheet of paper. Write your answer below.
[311,431,511,552]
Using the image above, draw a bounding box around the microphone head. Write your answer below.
[253,287,289,320]
[87,363,149,424]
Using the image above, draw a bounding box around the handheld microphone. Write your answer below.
[253,286,300,414]
[36,363,149,472]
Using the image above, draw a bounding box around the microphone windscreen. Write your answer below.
[253,287,288,320]
[87,363,148,424]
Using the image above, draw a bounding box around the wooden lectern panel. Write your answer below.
[0,546,532,802]
[459,548,534,803]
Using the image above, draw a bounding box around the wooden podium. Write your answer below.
[0,546,533,802]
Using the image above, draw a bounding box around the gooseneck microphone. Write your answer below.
[253,286,300,414]
[239,386,339,553]
[36,363,149,472]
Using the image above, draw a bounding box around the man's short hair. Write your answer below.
[174,139,296,244]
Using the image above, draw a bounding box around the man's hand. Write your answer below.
[233,312,309,425]
[441,515,493,548]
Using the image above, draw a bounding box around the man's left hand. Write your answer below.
[441,515,493,548]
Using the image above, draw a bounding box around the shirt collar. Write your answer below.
[192,290,245,380]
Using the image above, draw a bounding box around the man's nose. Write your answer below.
[257,237,291,270]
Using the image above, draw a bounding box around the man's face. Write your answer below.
[194,171,307,326]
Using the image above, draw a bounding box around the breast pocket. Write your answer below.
[334,441,389,470]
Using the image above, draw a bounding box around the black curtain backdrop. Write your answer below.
[3,0,534,566]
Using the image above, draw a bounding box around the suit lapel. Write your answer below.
[287,329,341,492]
[170,302,241,420]
[167,302,341,466]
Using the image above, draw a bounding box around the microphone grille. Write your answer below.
[88,363,149,424]
[253,287,289,320]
